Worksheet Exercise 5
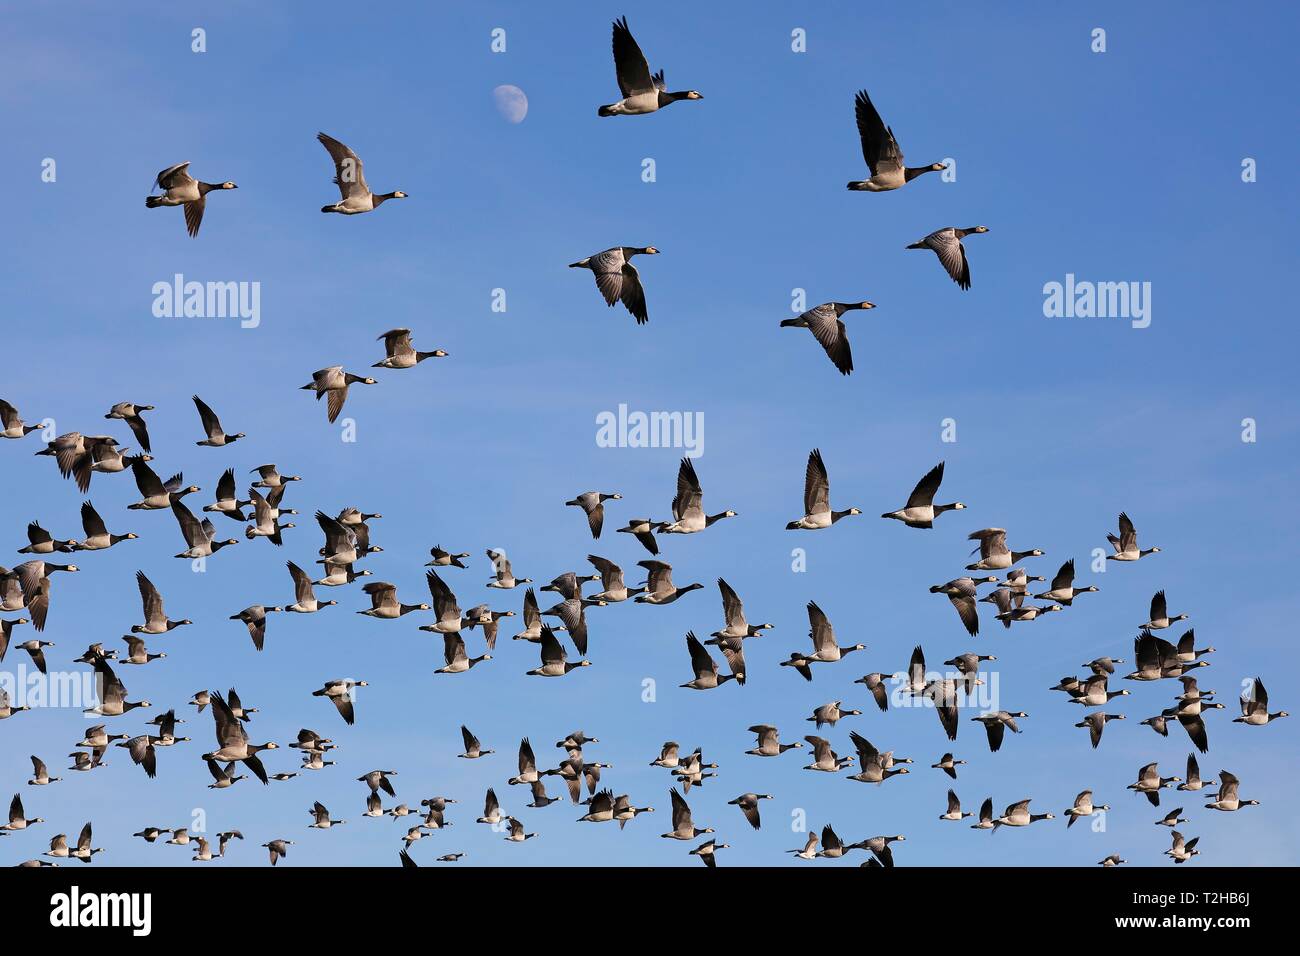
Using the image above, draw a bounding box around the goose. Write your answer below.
[1235,677,1288,726]
[907,226,989,290]
[1,794,43,831]
[807,700,863,728]
[485,549,532,589]
[512,588,552,642]
[1129,763,1181,806]
[882,462,965,528]
[150,709,189,746]
[119,635,165,665]
[802,735,851,773]
[300,367,378,424]
[1205,771,1259,811]
[202,690,276,782]
[315,511,360,567]
[707,578,772,645]
[846,89,946,191]
[569,246,657,324]
[312,679,367,725]
[358,581,428,620]
[996,603,1062,624]
[1178,754,1209,792]
[1034,559,1099,605]
[814,825,856,859]
[436,633,492,674]
[261,839,294,866]
[1098,854,1126,867]
[671,749,719,793]
[87,439,135,482]
[289,728,333,754]
[247,464,301,490]
[798,600,865,664]
[73,501,137,551]
[285,561,336,613]
[1174,629,1215,663]
[103,402,153,453]
[459,725,493,759]
[191,395,243,447]
[34,433,123,491]
[539,570,593,601]
[661,788,711,840]
[145,163,236,236]
[846,732,909,784]
[0,399,41,439]
[505,738,543,787]
[128,457,199,510]
[540,596,602,655]
[165,828,195,846]
[615,518,660,556]
[358,769,398,797]
[426,544,470,568]
[476,788,502,825]
[788,832,819,860]
[725,793,772,831]
[1157,808,1189,827]
[0,617,28,661]
[18,521,76,555]
[15,639,53,675]
[779,301,873,375]
[1166,830,1201,864]
[400,824,428,845]
[634,560,703,605]
[995,800,1054,829]
[971,711,1028,753]
[11,560,79,631]
[0,684,29,719]
[116,735,161,778]
[171,499,238,559]
[966,528,1044,571]
[680,631,736,690]
[66,751,100,771]
[78,725,126,753]
[656,458,736,534]
[745,725,801,758]
[940,789,972,821]
[598,17,701,116]
[27,755,59,786]
[317,133,407,214]
[63,823,104,863]
[0,572,26,612]
[852,834,906,867]
[585,555,643,603]
[944,652,997,695]
[83,653,150,717]
[1064,790,1110,828]
[1107,511,1160,561]
[1141,715,1169,738]
[853,672,893,712]
[1168,708,1213,754]
[373,328,447,369]
[566,492,622,538]
[503,816,537,843]
[300,751,334,771]
[230,605,282,651]
[418,569,463,634]
[1001,567,1047,607]
[132,826,168,843]
[1068,675,1131,707]
[926,677,971,746]
[244,488,295,545]
[978,584,1014,629]
[970,797,997,831]
[190,837,217,861]
[1084,656,1126,676]
[132,571,190,634]
[308,801,345,828]
[1141,590,1188,629]
[216,831,243,858]
[1125,630,1208,681]
[612,795,653,829]
[785,448,862,530]
[1075,711,1125,749]
[576,789,617,822]
[931,753,967,780]
[527,625,591,676]
[689,839,730,867]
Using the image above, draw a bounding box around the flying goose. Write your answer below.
[373,328,447,369]
[312,679,368,725]
[18,521,76,555]
[1064,790,1111,828]
[1075,711,1125,749]
[73,501,137,552]
[814,824,856,859]
[0,399,41,440]
[132,826,168,843]
[1125,630,1207,681]
[745,725,801,757]
[417,569,462,634]
[131,571,190,635]
[475,787,502,826]
[27,755,59,786]
[426,544,470,568]
[1084,656,1126,676]
[103,402,154,453]
[1156,807,1189,827]
[13,638,52,675]
[459,725,493,759]
[661,788,711,840]
[907,226,989,290]
[230,605,282,651]
[1107,511,1160,561]
[1030,559,1098,606]
[34,433,121,491]
[726,793,772,831]
[569,246,658,324]
[943,652,997,695]
[646,741,679,768]
[1141,590,1188,630]
[882,462,965,528]
[576,788,617,822]
[615,518,660,555]
[1129,762,1181,806]
[971,711,1028,753]
[852,834,905,867]
[853,672,892,712]
[357,769,398,798]
[191,395,244,446]
[1178,754,1209,792]
[996,603,1062,624]
[787,448,861,529]
[966,528,1044,571]
[1235,677,1288,726]
[526,625,591,677]
[566,492,622,538]
[940,789,972,821]
[8,561,77,633]
[1173,629,1215,664]
[807,700,862,729]
[0,616,27,662]
[931,753,967,780]
[584,555,642,603]
[317,133,407,214]
[788,832,819,860]
[995,800,1054,828]
[119,635,165,666]
[1098,854,1126,867]
[1,794,43,831]
[300,367,378,424]
[68,823,104,862]
[358,581,429,620]
[503,816,537,842]
[846,89,946,191]
[244,488,295,546]
[1067,675,1131,707]
[689,839,730,867]
[680,631,736,690]
[284,561,336,614]
[598,17,701,116]
[846,732,909,784]
[1166,830,1201,863]
[145,163,236,236]
[485,549,532,589]
[706,578,772,644]
[1205,770,1259,811]
[613,794,654,829]
[127,457,199,511]
[540,595,602,655]
[970,797,996,830]
[634,560,703,605]
[169,499,237,560]
[261,839,294,866]
[201,690,276,782]
[512,588,551,642]
[308,801,345,828]
[657,458,737,534]
[798,600,865,664]
[506,740,542,788]
[436,633,492,674]
[779,301,874,375]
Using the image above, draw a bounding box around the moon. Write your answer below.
[493,85,528,124]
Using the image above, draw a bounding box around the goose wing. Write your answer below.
[853,90,902,178]
[803,448,830,516]
[611,17,656,97]
[905,461,945,509]
[317,133,370,199]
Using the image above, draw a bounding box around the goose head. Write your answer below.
[219,182,238,190]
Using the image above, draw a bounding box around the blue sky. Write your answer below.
[1,1,1297,867]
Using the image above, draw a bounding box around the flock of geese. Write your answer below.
[0,17,1284,869]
